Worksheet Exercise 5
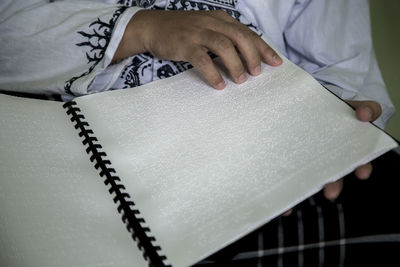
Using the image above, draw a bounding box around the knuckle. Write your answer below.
[236,27,249,39]
[213,9,227,16]
[197,14,213,25]
[231,28,244,42]
[248,29,261,39]
[233,27,257,45]
[214,35,232,51]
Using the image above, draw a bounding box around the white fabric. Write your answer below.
[0,0,395,129]
[0,0,140,96]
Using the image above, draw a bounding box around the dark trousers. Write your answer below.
[197,150,400,267]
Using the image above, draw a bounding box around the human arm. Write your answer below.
[282,0,395,200]
[0,1,282,98]
[113,9,282,90]
[283,0,394,129]
[0,0,141,97]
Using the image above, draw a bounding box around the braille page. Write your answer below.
[75,58,398,267]
[0,94,146,267]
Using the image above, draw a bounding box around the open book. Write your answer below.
[0,57,397,267]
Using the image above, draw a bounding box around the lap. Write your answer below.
[197,150,400,266]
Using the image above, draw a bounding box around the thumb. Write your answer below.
[345,100,382,122]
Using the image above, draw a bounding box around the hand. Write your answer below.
[283,100,382,216]
[113,10,282,89]
[323,100,382,200]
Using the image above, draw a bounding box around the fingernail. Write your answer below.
[272,54,282,65]
[237,73,247,83]
[216,81,225,90]
[252,65,261,76]
[365,106,373,119]
[359,106,373,121]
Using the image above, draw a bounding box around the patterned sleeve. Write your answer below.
[0,0,141,97]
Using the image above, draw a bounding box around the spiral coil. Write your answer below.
[63,101,170,267]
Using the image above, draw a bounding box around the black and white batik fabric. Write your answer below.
[105,0,262,90]
[65,6,128,95]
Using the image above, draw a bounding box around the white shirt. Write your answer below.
[0,0,395,129]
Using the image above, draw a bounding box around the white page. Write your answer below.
[76,58,397,267]
[0,94,146,267]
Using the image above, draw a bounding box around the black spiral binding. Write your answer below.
[63,101,171,267]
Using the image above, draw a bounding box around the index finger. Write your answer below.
[186,46,226,90]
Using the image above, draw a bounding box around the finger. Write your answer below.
[228,27,262,76]
[323,179,344,200]
[207,12,282,69]
[201,30,247,83]
[283,209,293,216]
[207,9,236,23]
[354,163,373,180]
[220,23,281,73]
[187,47,225,89]
[206,11,264,74]
[346,100,382,122]
[252,33,282,67]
